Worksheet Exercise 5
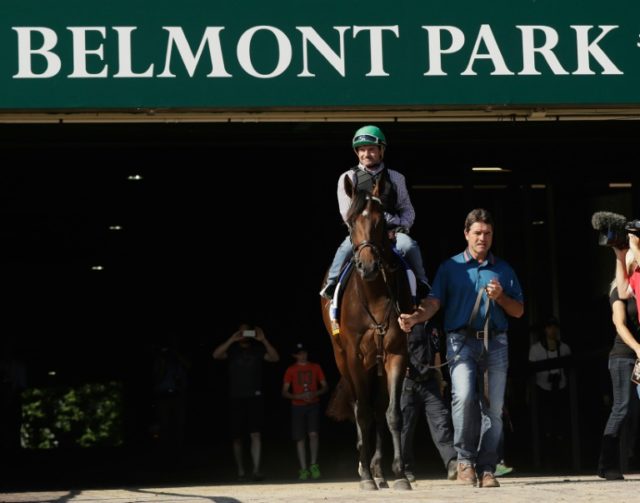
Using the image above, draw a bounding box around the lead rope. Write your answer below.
[482,310,491,407]
[425,288,486,370]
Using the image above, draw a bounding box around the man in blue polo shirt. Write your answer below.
[398,208,523,489]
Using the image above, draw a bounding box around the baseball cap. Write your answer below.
[292,342,308,354]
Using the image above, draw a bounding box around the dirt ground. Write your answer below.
[2,474,639,503]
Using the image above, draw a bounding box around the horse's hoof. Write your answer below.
[360,480,378,490]
[374,477,389,489]
[393,479,412,490]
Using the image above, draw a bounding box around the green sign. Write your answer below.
[2,0,640,110]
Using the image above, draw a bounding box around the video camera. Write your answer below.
[591,211,640,249]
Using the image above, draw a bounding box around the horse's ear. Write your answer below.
[344,174,354,198]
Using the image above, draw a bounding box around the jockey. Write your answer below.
[320,125,430,300]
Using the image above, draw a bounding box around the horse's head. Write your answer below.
[344,174,389,281]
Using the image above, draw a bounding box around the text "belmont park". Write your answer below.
[12,24,625,79]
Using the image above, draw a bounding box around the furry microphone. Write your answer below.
[591,211,628,248]
[591,211,627,231]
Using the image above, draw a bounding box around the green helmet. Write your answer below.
[352,125,387,149]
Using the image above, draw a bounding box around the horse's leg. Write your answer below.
[371,429,389,489]
[386,353,411,490]
[353,400,377,490]
[350,367,377,490]
[354,402,363,476]
[370,375,388,488]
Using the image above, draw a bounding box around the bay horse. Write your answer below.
[322,174,414,490]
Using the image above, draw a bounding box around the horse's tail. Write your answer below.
[326,376,355,422]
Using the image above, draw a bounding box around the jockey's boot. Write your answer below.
[319,280,337,300]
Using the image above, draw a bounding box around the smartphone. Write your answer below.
[242,329,256,338]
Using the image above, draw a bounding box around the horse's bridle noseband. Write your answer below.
[352,240,383,264]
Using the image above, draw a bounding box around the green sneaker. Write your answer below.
[310,463,321,479]
[494,463,514,477]
[298,468,311,481]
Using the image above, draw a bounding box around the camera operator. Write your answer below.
[592,211,640,322]
[598,251,640,480]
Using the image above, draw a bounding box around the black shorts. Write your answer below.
[291,403,320,441]
[230,396,264,438]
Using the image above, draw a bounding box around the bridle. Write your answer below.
[351,194,385,271]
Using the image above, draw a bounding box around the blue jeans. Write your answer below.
[604,357,637,437]
[327,236,353,280]
[446,331,509,474]
[326,233,428,284]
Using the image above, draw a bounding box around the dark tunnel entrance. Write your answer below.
[1,119,639,488]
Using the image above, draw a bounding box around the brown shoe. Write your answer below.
[480,471,500,488]
[456,463,477,486]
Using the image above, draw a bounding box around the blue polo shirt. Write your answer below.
[429,249,523,332]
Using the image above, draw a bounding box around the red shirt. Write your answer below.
[630,269,640,323]
[283,362,326,406]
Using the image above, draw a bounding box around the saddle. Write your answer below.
[329,249,418,324]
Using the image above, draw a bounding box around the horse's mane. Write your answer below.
[345,190,379,227]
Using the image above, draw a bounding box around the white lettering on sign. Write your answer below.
[67,27,108,78]
[113,27,154,78]
[352,25,400,77]
[461,24,514,76]
[297,26,349,78]
[158,27,231,78]
[421,24,622,77]
[236,26,292,79]
[13,27,61,78]
[571,25,622,75]
[517,26,568,75]
[11,23,624,79]
[422,26,465,76]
